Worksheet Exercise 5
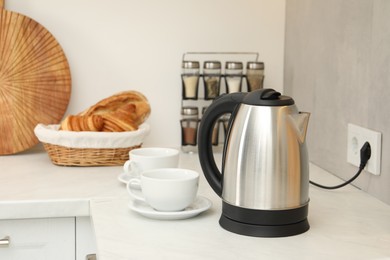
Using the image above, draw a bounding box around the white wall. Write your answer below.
[6,0,286,147]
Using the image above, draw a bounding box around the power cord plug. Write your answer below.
[359,141,371,169]
[310,142,371,190]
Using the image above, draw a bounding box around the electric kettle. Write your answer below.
[198,89,310,237]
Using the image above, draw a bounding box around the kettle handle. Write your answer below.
[198,92,246,197]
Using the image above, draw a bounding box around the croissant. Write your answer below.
[59,90,150,132]
[59,115,104,131]
[81,90,151,126]
[99,103,138,132]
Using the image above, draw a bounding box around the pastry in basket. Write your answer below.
[59,90,150,132]
[60,115,104,131]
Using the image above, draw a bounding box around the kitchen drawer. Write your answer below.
[0,217,75,260]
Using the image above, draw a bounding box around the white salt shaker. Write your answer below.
[225,61,243,93]
[182,61,200,100]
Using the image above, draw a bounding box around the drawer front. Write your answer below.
[0,218,75,260]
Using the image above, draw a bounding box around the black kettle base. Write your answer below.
[220,202,310,237]
[219,215,309,238]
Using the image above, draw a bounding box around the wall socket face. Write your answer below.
[347,123,382,175]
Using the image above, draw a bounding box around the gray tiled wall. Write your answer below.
[285,0,390,204]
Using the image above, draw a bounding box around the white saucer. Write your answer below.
[117,172,131,184]
[128,196,212,220]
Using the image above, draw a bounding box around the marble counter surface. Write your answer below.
[1,145,390,259]
[0,145,127,219]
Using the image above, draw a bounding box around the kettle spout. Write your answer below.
[289,112,310,143]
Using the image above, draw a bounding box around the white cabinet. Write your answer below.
[0,218,75,260]
[76,217,97,260]
[0,217,97,260]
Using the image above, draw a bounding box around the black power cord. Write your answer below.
[309,142,372,189]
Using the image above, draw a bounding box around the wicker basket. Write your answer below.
[42,143,142,166]
[34,123,150,166]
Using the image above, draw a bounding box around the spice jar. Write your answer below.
[181,61,200,100]
[181,119,198,146]
[203,61,221,99]
[246,61,264,91]
[225,61,243,93]
[181,106,199,153]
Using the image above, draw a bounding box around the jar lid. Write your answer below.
[182,61,200,69]
[225,61,243,70]
[181,106,199,115]
[247,61,264,70]
[204,61,221,69]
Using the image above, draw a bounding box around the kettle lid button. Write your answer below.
[242,88,295,106]
[260,89,281,100]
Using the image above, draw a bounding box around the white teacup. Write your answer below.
[123,147,179,178]
[127,168,199,212]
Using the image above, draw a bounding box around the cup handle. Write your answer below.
[127,179,145,202]
[123,160,140,177]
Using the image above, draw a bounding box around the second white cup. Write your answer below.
[127,168,199,212]
[123,147,179,177]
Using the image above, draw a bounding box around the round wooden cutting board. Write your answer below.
[0,0,71,155]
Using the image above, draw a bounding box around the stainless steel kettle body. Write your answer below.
[198,89,310,237]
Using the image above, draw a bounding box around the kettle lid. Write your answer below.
[243,88,294,106]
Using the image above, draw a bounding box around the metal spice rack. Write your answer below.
[180,51,263,153]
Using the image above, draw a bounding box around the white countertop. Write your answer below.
[1,145,390,259]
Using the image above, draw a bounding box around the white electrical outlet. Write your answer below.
[347,123,382,175]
